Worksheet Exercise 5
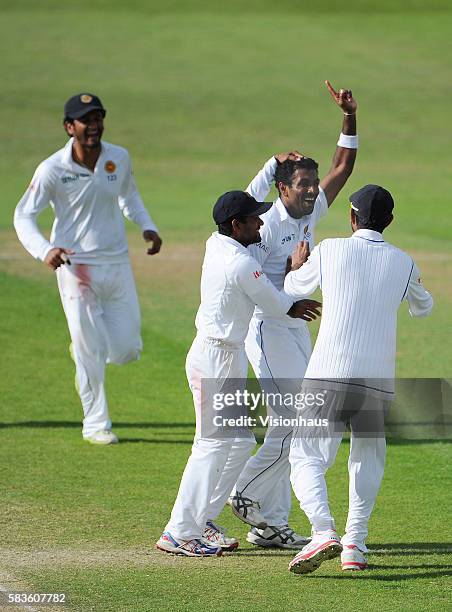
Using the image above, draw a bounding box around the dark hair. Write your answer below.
[354,214,391,234]
[217,215,248,236]
[63,118,73,138]
[274,158,319,194]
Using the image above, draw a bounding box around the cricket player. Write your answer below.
[284,185,433,574]
[14,93,162,445]
[227,81,359,549]
[156,191,321,557]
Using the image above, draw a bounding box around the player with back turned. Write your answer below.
[14,93,162,444]
[284,185,433,574]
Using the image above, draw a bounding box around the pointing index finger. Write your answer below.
[325,79,338,100]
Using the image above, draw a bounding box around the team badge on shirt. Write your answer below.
[303,224,311,240]
[253,270,262,279]
[80,94,93,103]
[104,160,116,173]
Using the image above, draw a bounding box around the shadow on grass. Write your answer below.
[370,542,452,555]
[370,564,452,570]
[304,542,452,581]
[235,550,293,557]
[1,422,450,446]
[308,568,452,581]
[386,438,451,445]
[119,437,193,444]
[0,421,271,444]
[0,420,194,429]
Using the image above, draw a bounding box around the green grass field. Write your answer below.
[0,1,451,610]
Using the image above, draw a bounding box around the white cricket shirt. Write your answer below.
[195,232,293,346]
[284,229,434,379]
[14,138,157,264]
[246,156,328,327]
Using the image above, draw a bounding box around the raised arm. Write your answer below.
[246,151,302,202]
[320,80,358,207]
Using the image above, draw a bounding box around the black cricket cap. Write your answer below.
[213,191,272,224]
[64,93,106,120]
[349,184,394,224]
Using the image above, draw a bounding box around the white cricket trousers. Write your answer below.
[165,336,255,541]
[290,386,387,552]
[56,262,142,437]
[233,317,311,526]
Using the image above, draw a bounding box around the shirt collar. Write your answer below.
[353,229,385,243]
[275,197,305,227]
[213,231,249,254]
[61,138,75,169]
[61,137,105,171]
[275,197,289,221]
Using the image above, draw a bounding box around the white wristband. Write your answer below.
[337,133,358,149]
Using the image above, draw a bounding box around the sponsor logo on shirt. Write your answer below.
[281,233,296,245]
[256,242,269,253]
[253,270,262,279]
[61,173,90,184]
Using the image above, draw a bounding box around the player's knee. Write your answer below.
[194,437,234,456]
[235,437,256,457]
[108,346,141,365]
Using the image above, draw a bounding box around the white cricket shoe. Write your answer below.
[247,525,311,549]
[289,529,342,575]
[341,544,368,571]
[229,492,268,529]
[156,531,222,557]
[83,430,119,445]
[203,521,239,551]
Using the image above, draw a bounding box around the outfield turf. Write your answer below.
[1,2,451,611]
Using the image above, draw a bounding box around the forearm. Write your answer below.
[245,157,277,201]
[320,113,358,204]
[330,113,357,174]
[407,267,434,317]
[284,246,321,298]
[120,194,158,232]
[284,271,317,300]
[14,212,52,261]
[251,284,294,317]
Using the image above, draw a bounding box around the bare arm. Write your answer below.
[320,80,358,207]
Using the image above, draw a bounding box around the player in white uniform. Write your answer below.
[228,82,359,548]
[156,191,320,557]
[14,93,162,445]
[284,185,433,574]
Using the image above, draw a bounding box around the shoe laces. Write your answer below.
[179,538,213,554]
[234,492,262,512]
[206,520,227,534]
[263,525,298,544]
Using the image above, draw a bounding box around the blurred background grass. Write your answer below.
[0,3,451,610]
[1,1,451,248]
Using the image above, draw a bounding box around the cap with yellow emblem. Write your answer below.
[64,93,106,121]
